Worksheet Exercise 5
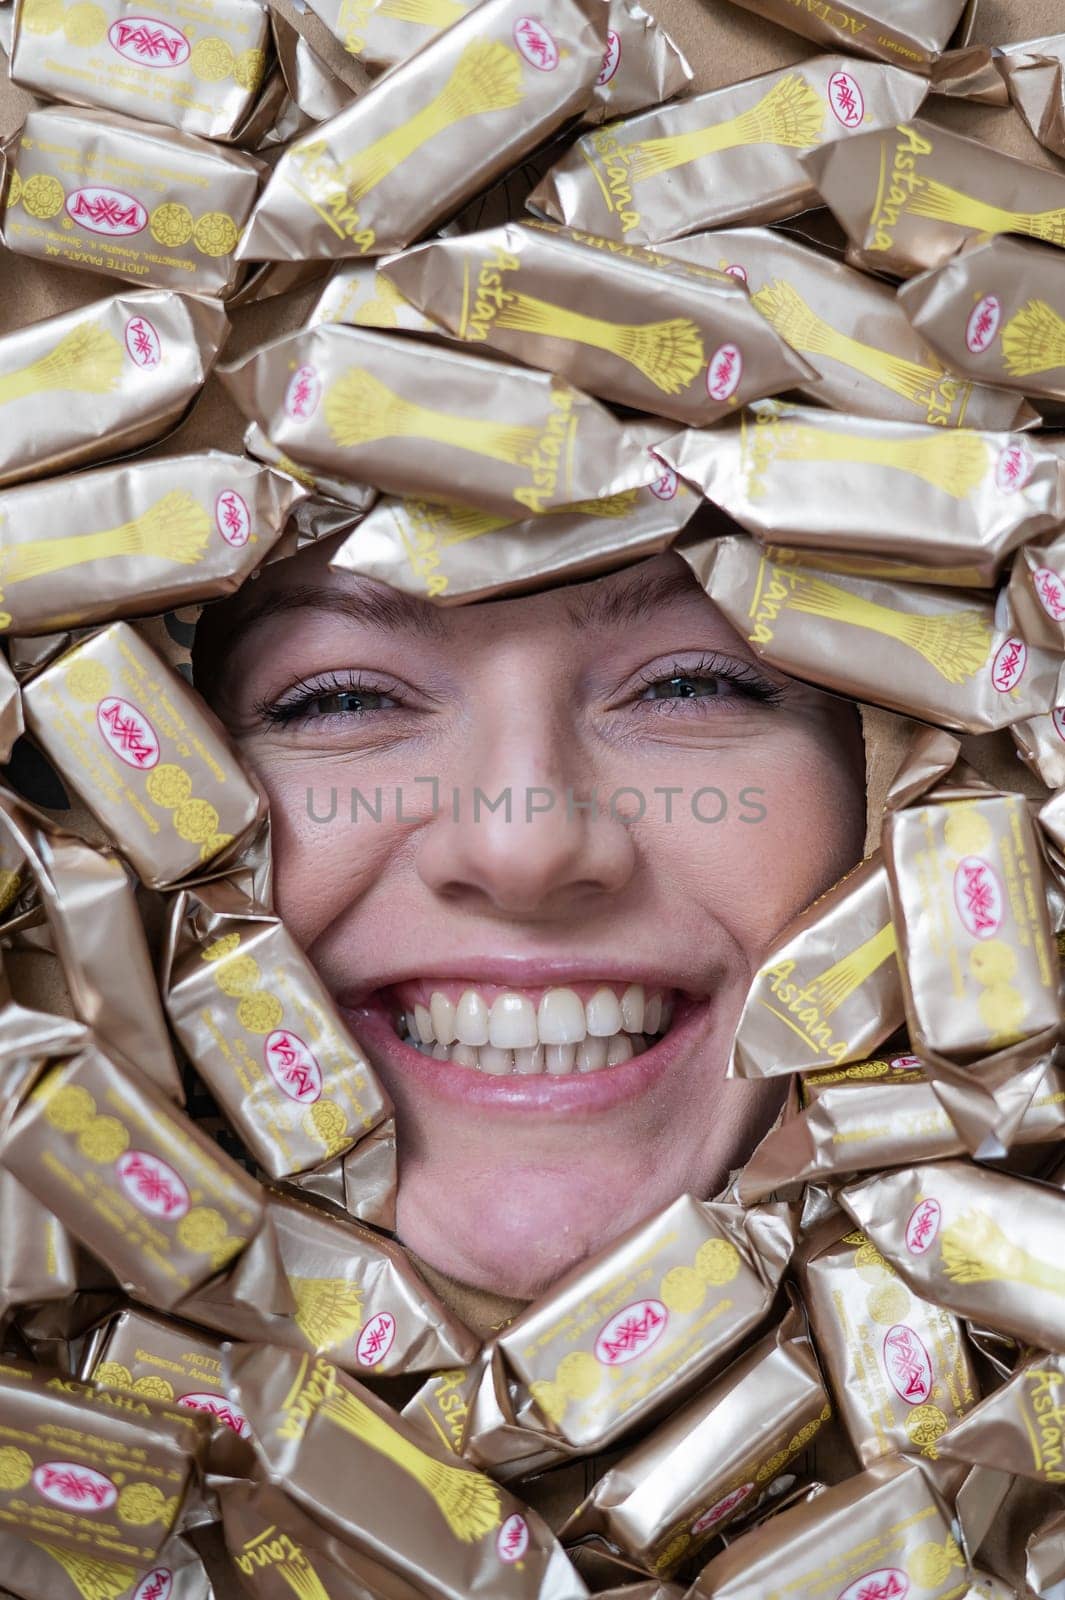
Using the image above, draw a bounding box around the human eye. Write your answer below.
[634,653,786,712]
[254,669,407,729]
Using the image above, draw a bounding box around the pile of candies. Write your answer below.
[3,0,1065,1593]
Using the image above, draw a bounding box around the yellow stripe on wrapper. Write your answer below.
[780,574,993,683]
[0,324,123,406]
[30,1543,137,1600]
[801,923,898,1019]
[768,424,991,498]
[626,73,824,184]
[1001,300,1065,377]
[275,1559,332,1600]
[906,180,1065,248]
[0,492,210,585]
[325,369,541,464]
[376,0,467,23]
[492,291,706,395]
[941,1213,1065,1294]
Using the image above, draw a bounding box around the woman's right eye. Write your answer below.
[256,672,404,727]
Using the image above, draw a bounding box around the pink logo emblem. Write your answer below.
[96,697,160,769]
[707,343,743,401]
[966,294,1001,355]
[597,28,621,85]
[724,263,748,284]
[882,1324,934,1405]
[1053,706,1065,742]
[215,489,251,547]
[124,315,161,367]
[889,1054,922,1071]
[1034,567,1065,621]
[690,1482,755,1536]
[33,1463,117,1512]
[133,1571,173,1600]
[649,465,678,500]
[990,635,1027,692]
[996,441,1033,493]
[116,1151,190,1219]
[513,17,559,69]
[497,1514,530,1563]
[905,1198,942,1255]
[284,364,321,421]
[66,186,147,237]
[836,1571,909,1600]
[355,1312,397,1367]
[108,16,190,66]
[828,70,864,128]
[263,1030,323,1103]
[595,1299,668,1366]
[177,1393,251,1438]
[953,855,1004,939]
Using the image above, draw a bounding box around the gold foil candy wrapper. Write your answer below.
[659,402,1065,588]
[223,1343,590,1599]
[559,1306,830,1577]
[0,451,304,637]
[677,534,1065,734]
[309,259,441,335]
[803,117,1065,279]
[937,1346,1065,1486]
[1009,528,1065,655]
[378,222,813,425]
[299,0,476,73]
[0,1354,204,1564]
[0,289,230,489]
[221,323,662,519]
[687,1456,964,1600]
[1027,1505,1065,1597]
[797,1213,978,1467]
[660,226,1037,430]
[220,1479,389,1599]
[0,1529,212,1600]
[11,0,271,142]
[21,621,266,889]
[243,422,377,517]
[581,0,692,127]
[998,35,1065,161]
[841,1159,1065,1356]
[1012,706,1065,791]
[898,233,1065,404]
[0,1167,80,1323]
[236,0,607,262]
[710,0,969,73]
[1,105,263,297]
[0,1043,265,1311]
[526,56,928,246]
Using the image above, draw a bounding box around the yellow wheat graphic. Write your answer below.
[941,1212,1065,1295]
[0,491,210,584]
[291,1276,364,1351]
[376,0,467,24]
[275,1555,332,1600]
[492,291,705,396]
[564,489,641,516]
[751,280,949,403]
[0,324,124,406]
[431,506,511,542]
[340,41,523,202]
[781,574,992,683]
[322,1385,502,1541]
[326,369,539,464]
[803,923,897,1016]
[1001,299,1065,377]
[907,179,1065,248]
[626,74,824,185]
[771,423,990,498]
[31,1543,137,1600]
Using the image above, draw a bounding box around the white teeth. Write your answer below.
[607,1033,634,1065]
[644,994,662,1035]
[478,1045,513,1075]
[576,1034,609,1072]
[431,1042,450,1061]
[451,1042,478,1069]
[404,1027,659,1076]
[544,1043,577,1075]
[586,986,623,1037]
[455,989,489,1047]
[537,988,587,1045]
[430,992,456,1045]
[620,983,645,1032]
[415,1003,433,1044]
[514,1045,545,1074]
[489,993,538,1049]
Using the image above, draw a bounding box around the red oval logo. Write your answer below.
[996,441,1033,493]
[66,186,147,237]
[648,464,678,500]
[497,1513,530,1563]
[133,1570,173,1600]
[108,16,190,67]
[177,1392,251,1438]
[828,70,864,129]
[837,1571,909,1600]
[96,697,160,770]
[1035,567,1065,621]
[906,1198,942,1255]
[966,293,1001,355]
[691,1481,754,1536]
[215,489,251,547]
[724,262,748,284]
[1053,706,1065,742]
[33,1462,117,1512]
[882,1324,934,1405]
[594,1298,668,1366]
[707,342,743,401]
[285,364,320,421]
[889,1054,922,1071]
[264,1030,323,1104]
[597,28,621,86]
[124,314,161,367]
[953,855,1004,938]
[990,635,1027,692]
[116,1150,190,1219]
[513,16,559,69]
[355,1311,397,1368]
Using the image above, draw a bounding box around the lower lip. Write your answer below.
[341,996,710,1115]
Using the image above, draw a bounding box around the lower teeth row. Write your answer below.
[398,1029,659,1075]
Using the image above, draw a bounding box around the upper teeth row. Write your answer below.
[400,985,672,1050]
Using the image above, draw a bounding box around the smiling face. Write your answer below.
[198,539,867,1297]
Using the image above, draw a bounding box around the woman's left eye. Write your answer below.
[257,673,403,727]
[635,658,784,710]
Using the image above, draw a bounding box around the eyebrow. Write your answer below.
[222,580,451,648]
[561,562,706,629]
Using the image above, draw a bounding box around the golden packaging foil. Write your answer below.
[559,1306,830,1577]
[803,117,1065,279]
[224,1343,590,1599]
[21,621,266,889]
[1012,707,1065,791]
[1008,529,1065,656]
[659,401,1065,588]
[1027,1505,1065,1597]
[10,0,271,142]
[797,1213,978,1467]
[937,1347,1065,1485]
[221,1479,387,1600]
[221,323,663,518]
[243,422,376,522]
[687,1456,965,1600]
[236,0,606,263]
[1,105,263,297]
[0,1168,80,1324]
[378,222,813,425]
[659,226,1037,430]
[526,56,928,246]
[841,1159,1065,1356]
[0,1530,211,1600]
[84,1306,251,1443]
[0,451,304,637]
[728,852,905,1081]
[581,0,691,127]
[0,1354,204,1564]
[998,36,1065,161]
[710,0,969,72]
[0,289,229,489]
[677,534,1065,734]
[0,1044,265,1310]
[898,234,1065,404]
[309,258,442,334]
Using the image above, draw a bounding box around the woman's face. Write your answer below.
[204,540,867,1297]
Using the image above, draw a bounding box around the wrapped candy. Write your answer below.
[937,1347,1065,1485]
[998,35,1065,161]
[0,1168,80,1327]
[0,1531,212,1600]
[713,0,990,85]
[221,1479,387,1599]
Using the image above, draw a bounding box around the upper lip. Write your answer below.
[333,956,712,1009]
